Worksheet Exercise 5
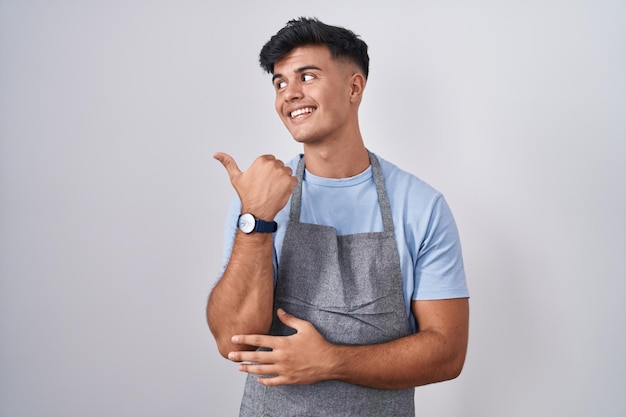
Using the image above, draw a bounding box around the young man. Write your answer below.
[207,17,469,416]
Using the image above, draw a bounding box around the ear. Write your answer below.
[349,73,366,103]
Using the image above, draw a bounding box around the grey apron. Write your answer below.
[240,152,415,417]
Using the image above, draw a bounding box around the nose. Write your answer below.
[283,82,303,102]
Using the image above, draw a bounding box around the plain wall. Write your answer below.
[1,1,624,416]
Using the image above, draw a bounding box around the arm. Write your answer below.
[229,297,469,389]
[331,298,469,388]
[206,152,297,358]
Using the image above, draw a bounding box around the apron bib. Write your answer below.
[240,152,414,417]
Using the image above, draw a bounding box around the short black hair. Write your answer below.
[259,17,369,79]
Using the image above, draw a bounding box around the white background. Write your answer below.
[1,1,624,416]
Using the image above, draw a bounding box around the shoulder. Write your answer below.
[374,153,443,208]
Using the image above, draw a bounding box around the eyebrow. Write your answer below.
[272,65,322,83]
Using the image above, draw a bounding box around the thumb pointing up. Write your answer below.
[213,152,242,181]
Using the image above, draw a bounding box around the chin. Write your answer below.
[289,131,312,144]
[291,136,319,145]
[289,129,323,143]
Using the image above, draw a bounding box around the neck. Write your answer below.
[302,137,370,178]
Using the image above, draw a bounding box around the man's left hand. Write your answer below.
[227,309,338,386]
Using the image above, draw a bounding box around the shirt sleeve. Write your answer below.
[412,195,469,300]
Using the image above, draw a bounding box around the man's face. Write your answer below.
[272,45,357,145]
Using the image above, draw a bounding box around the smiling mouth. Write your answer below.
[290,107,315,118]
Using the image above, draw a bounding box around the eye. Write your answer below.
[275,80,287,90]
[302,73,315,82]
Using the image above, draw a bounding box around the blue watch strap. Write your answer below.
[254,218,278,233]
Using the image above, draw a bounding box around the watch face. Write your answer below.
[238,213,255,234]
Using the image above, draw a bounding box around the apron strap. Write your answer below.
[289,154,306,222]
[368,150,395,234]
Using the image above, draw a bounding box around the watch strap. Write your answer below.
[254,218,278,233]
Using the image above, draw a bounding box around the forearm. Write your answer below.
[328,298,469,389]
[207,231,275,357]
[229,299,469,388]
[328,329,467,389]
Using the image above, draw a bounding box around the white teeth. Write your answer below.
[290,107,314,118]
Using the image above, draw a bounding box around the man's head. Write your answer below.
[259,17,369,80]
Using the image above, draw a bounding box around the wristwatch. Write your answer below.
[237,213,278,234]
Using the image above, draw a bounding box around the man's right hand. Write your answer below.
[214,152,297,221]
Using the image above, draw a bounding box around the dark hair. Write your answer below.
[259,17,369,79]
